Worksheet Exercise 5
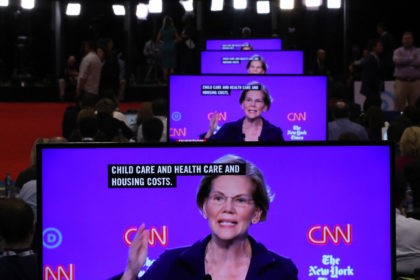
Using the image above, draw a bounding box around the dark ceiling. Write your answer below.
[0,0,418,83]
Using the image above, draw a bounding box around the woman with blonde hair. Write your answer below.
[396,126,420,175]
[400,127,420,157]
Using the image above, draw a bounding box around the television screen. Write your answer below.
[169,75,327,141]
[201,51,303,74]
[206,38,282,50]
[39,143,394,280]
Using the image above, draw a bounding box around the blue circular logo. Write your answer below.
[381,91,395,111]
[43,227,63,249]
[171,111,182,122]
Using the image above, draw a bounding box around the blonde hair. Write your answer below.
[399,126,420,157]
[30,138,48,166]
[136,102,154,126]
[162,16,174,29]
[29,137,67,165]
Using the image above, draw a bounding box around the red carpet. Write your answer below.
[0,102,141,180]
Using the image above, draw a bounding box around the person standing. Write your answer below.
[180,17,197,74]
[98,38,120,101]
[96,45,119,101]
[156,16,181,84]
[143,36,161,84]
[76,41,102,104]
[393,32,420,111]
[376,22,396,80]
[58,55,78,101]
[361,38,384,110]
[309,49,331,77]
[308,49,334,92]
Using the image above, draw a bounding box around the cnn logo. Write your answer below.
[307,224,352,246]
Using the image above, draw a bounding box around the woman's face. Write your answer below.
[203,175,262,242]
[248,60,265,74]
[241,90,268,120]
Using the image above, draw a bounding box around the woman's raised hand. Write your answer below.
[121,224,149,280]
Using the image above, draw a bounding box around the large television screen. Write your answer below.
[39,143,394,280]
[201,51,303,74]
[169,75,327,141]
[206,38,282,50]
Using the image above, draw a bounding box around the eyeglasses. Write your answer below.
[208,193,254,208]
[244,97,264,105]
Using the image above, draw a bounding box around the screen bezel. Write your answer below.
[200,50,304,75]
[36,141,396,279]
[205,38,282,50]
[168,74,329,142]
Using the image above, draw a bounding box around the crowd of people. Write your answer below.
[61,96,168,143]
[325,23,420,279]
[59,15,198,98]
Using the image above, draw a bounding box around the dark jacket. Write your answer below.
[360,53,383,97]
[208,117,284,142]
[139,235,298,280]
[0,252,38,280]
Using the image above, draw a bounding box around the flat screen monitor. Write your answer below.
[201,51,303,74]
[39,143,394,280]
[169,75,327,141]
[206,38,282,50]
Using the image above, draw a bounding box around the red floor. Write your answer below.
[0,102,140,180]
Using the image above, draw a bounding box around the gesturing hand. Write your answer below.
[204,113,219,139]
[121,224,149,280]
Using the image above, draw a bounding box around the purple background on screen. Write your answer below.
[41,145,392,279]
[206,38,282,50]
[201,51,303,74]
[169,75,327,141]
